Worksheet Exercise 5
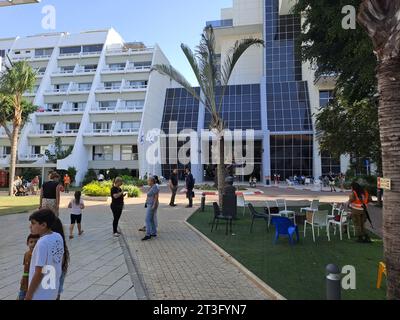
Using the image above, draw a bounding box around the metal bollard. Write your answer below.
[326,264,342,300]
[201,194,206,212]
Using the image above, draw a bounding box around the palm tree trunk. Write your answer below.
[8,126,19,196]
[378,57,400,300]
[217,134,225,207]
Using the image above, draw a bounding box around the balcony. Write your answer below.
[206,19,233,28]
[106,46,154,56]
[29,128,55,137]
[314,72,338,88]
[113,122,140,135]
[96,84,121,93]
[19,154,45,162]
[62,102,86,113]
[58,50,101,59]
[121,83,147,92]
[90,103,117,113]
[84,128,112,136]
[68,83,91,94]
[44,87,68,95]
[102,64,151,74]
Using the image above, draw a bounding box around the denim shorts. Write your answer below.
[18,290,26,300]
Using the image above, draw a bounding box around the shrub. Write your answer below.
[82,169,98,186]
[121,185,141,198]
[67,167,77,183]
[132,178,147,187]
[82,181,110,197]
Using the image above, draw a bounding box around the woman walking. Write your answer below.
[40,172,62,217]
[142,176,159,241]
[110,177,126,237]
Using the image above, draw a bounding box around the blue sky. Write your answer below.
[0,0,232,85]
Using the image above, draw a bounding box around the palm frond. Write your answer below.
[151,64,208,108]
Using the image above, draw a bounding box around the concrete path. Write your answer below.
[0,197,140,300]
[119,192,272,300]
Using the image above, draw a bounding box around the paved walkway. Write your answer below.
[0,197,139,300]
[120,192,271,300]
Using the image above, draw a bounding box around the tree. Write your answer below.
[358,0,400,300]
[0,61,37,196]
[315,94,381,173]
[45,137,73,163]
[152,26,264,205]
[292,0,383,176]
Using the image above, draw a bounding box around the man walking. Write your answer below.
[185,167,195,208]
[63,174,71,193]
[169,168,179,207]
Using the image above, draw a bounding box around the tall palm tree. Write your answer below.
[153,26,264,205]
[358,1,400,300]
[0,60,36,196]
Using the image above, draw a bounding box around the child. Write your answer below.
[18,234,40,300]
[68,191,85,239]
[25,209,69,300]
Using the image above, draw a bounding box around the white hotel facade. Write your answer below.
[0,0,353,185]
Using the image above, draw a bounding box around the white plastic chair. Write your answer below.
[276,199,296,225]
[300,199,319,215]
[328,209,356,240]
[265,200,281,228]
[327,203,343,222]
[304,210,330,242]
[237,193,248,216]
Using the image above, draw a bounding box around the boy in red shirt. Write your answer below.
[18,234,40,300]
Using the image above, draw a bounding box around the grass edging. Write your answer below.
[184,220,286,301]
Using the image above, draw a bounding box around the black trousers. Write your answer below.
[170,186,178,205]
[111,204,123,234]
[187,190,193,207]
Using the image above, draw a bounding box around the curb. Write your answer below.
[119,230,149,300]
[184,220,286,301]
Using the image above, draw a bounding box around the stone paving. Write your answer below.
[0,197,138,300]
[0,185,382,300]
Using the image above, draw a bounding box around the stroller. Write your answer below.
[15,184,28,196]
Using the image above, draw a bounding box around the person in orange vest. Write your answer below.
[348,182,372,243]
[63,174,71,194]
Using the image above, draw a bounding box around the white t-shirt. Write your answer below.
[69,199,84,215]
[28,232,64,300]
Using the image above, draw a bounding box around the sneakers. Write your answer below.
[69,235,74,240]
[138,226,146,232]
[169,204,177,207]
[151,234,157,238]
[185,205,193,208]
[79,230,84,236]
[141,235,151,241]
[113,233,120,237]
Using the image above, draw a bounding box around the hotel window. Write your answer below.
[119,122,140,132]
[60,66,74,73]
[93,122,111,133]
[126,80,147,88]
[321,151,341,175]
[66,123,80,132]
[121,145,138,161]
[133,61,152,67]
[78,83,91,91]
[55,84,69,92]
[2,146,11,155]
[0,50,6,58]
[109,63,125,71]
[32,146,46,155]
[60,46,81,55]
[71,102,85,111]
[83,64,97,72]
[93,145,113,161]
[35,48,53,57]
[99,101,117,110]
[104,81,121,89]
[319,90,335,107]
[47,103,61,111]
[125,100,144,109]
[82,44,103,53]
[40,124,55,132]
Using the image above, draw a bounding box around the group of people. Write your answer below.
[324,172,346,192]
[13,176,40,196]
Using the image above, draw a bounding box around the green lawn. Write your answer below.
[0,196,39,216]
[188,205,386,300]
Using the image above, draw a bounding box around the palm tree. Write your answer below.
[0,60,36,196]
[358,1,400,300]
[153,26,264,205]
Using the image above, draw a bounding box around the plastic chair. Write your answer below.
[327,209,356,240]
[247,203,269,233]
[276,199,296,225]
[211,202,233,235]
[264,200,281,228]
[376,262,387,289]
[271,216,299,245]
[304,210,330,242]
[300,199,319,215]
[236,193,248,216]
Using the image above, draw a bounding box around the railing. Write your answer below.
[55,129,79,135]
[19,154,44,161]
[102,66,125,73]
[69,85,91,93]
[113,128,140,134]
[59,51,102,58]
[119,103,144,112]
[91,104,117,112]
[75,67,97,74]
[126,65,151,71]
[121,84,147,90]
[53,68,74,75]
[30,129,54,136]
[106,46,154,55]
[32,54,52,60]
[206,19,233,28]
[62,104,85,113]
[45,88,68,94]
[96,84,121,91]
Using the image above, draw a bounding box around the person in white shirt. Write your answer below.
[68,191,85,239]
[25,209,69,300]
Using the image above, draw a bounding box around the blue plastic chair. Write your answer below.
[271,216,300,245]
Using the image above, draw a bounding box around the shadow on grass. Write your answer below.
[187,205,386,300]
